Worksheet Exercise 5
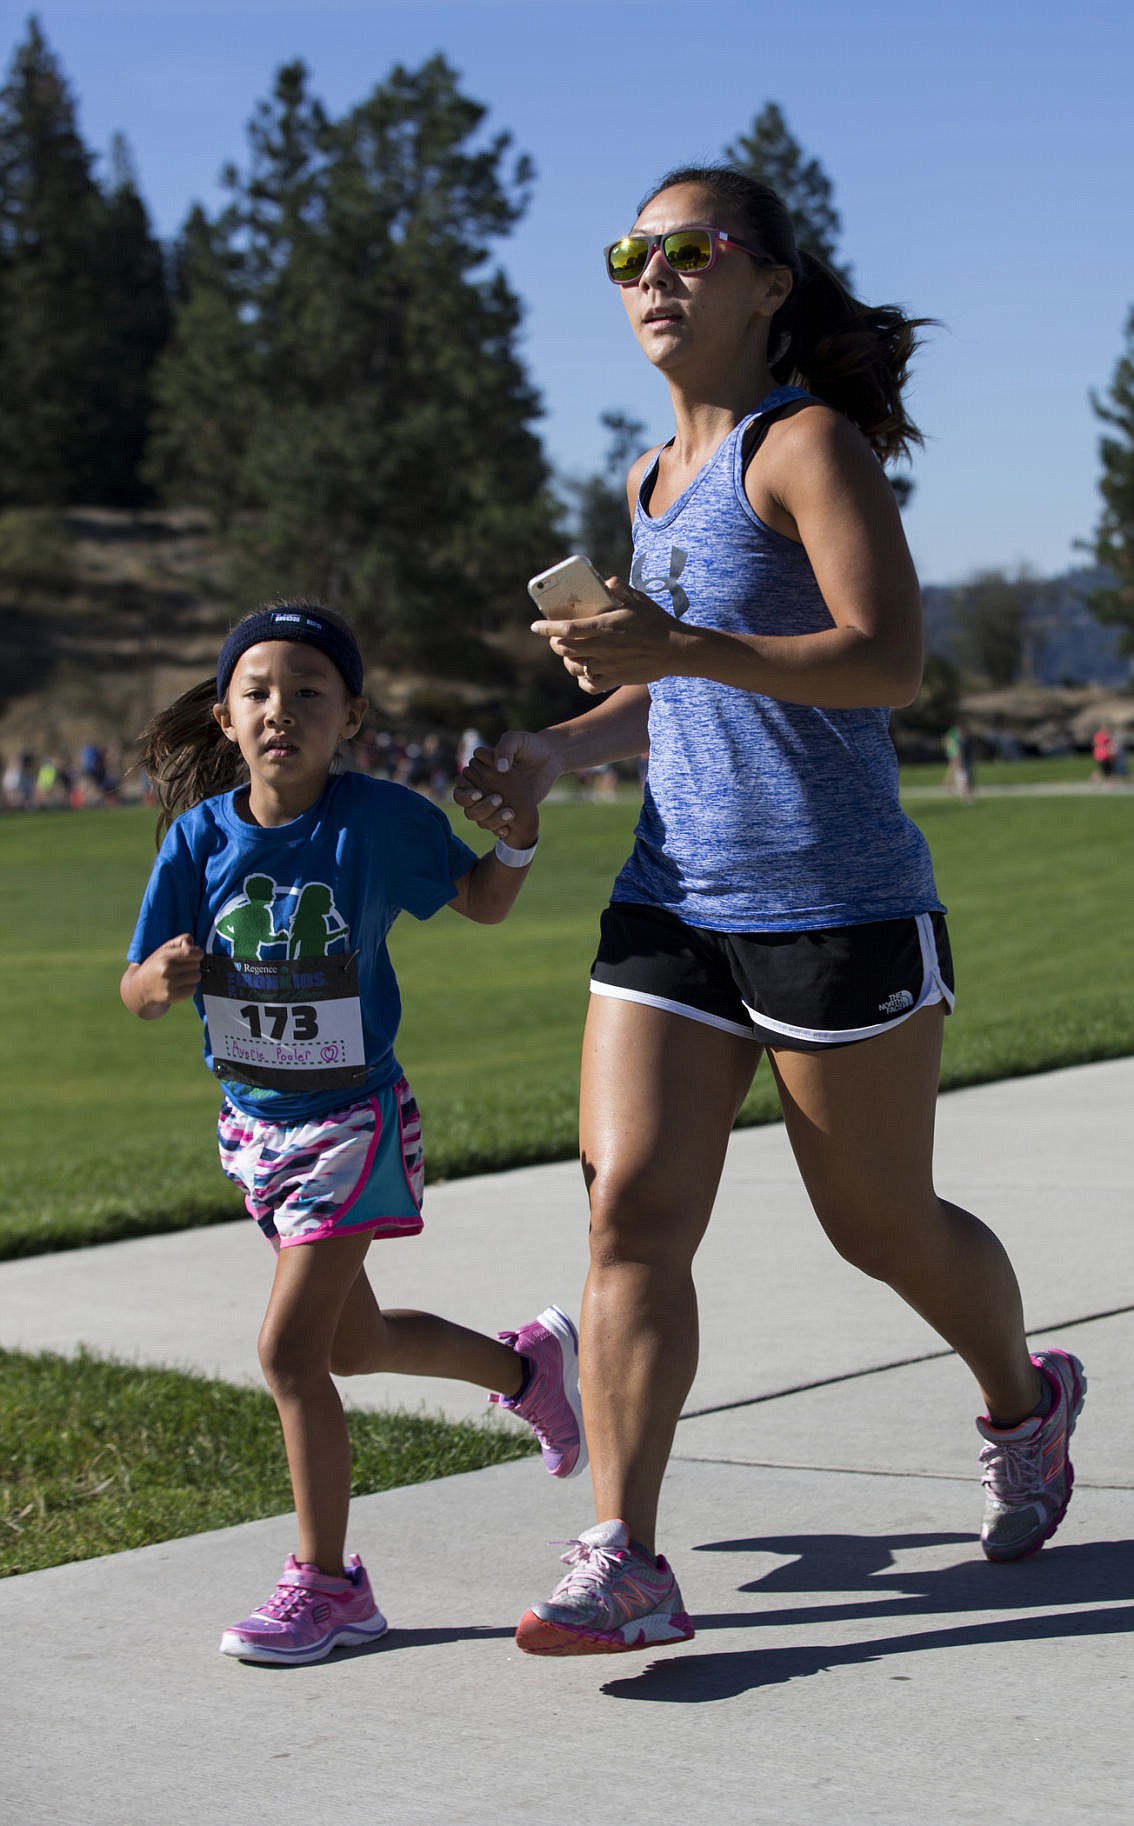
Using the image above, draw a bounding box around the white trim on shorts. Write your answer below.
[588,979,758,1040]
[589,912,955,1049]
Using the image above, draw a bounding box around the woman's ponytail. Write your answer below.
[770,248,930,464]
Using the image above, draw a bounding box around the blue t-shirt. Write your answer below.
[127,772,477,1121]
[613,387,943,931]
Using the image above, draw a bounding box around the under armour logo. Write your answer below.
[631,545,689,618]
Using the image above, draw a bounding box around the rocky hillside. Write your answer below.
[0,508,525,767]
[0,508,230,758]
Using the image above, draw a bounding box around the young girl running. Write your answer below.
[458,166,1086,1655]
[122,599,584,1665]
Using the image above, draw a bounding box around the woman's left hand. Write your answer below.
[531,580,687,695]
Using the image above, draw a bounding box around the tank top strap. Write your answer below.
[638,440,674,516]
[739,387,822,476]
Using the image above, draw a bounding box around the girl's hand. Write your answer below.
[459,749,538,849]
[532,580,686,694]
[121,934,203,1019]
[454,731,564,838]
[449,745,542,924]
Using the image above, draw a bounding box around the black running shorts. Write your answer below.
[589,902,954,1051]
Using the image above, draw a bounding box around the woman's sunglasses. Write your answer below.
[603,225,772,286]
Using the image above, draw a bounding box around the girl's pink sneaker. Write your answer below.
[490,1304,587,1479]
[220,1553,388,1664]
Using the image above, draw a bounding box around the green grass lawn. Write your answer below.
[0,1346,535,1578]
[1,777,1132,1260]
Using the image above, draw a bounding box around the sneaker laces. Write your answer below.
[979,1430,1044,1502]
[256,1577,323,1622]
[548,1535,621,1600]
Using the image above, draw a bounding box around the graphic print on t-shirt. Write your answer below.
[203,873,364,1091]
[631,545,690,619]
[212,875,351,961]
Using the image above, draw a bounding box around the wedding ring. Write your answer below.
[583,665,593,682]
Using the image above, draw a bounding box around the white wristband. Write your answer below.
[494,836,539,869]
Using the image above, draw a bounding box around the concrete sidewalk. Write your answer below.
[2,1058,1132,1824]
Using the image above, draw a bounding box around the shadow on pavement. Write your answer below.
[599,1533,1134,1703]
[228,1622,515,1669]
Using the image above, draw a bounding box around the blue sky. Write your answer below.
[9,0,1134,587]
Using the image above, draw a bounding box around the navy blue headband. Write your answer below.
[216,608,364,701]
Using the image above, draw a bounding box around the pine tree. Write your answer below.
[143,209,259,523]
[0,18,168,506]
[0,16,102,503]
[149,56,561,664]
[564,411,646,581]
[725,102,852,285]
[1088,307,1134,653]
[90,135,171,504]
[948,568,1056,688]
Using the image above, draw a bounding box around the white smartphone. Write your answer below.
[527,554,617,619]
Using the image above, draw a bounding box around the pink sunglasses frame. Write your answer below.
[603,224,773,285]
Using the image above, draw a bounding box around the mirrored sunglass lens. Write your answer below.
[609,237,649,280]
[663,230,713,272]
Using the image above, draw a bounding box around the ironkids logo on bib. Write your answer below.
[201,873,365,1091]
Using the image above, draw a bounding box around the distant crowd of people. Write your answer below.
[1,731,463,814]
[1,742,123,811]
[1,722,646,816]
[7,719,1127,818]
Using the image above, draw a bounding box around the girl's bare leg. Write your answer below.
[329,1272,523,1392]
[258,1234,523,1576]
[769,1006,1041,1423]
[578,996,758,1556]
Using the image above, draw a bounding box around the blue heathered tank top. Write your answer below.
[611,386,944,932]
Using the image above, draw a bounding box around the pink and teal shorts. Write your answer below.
[217,1077,425,1248]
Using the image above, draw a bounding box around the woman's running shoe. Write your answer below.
[516,1520,694,1655]
[977,1348,1086,1562]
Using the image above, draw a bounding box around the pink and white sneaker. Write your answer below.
[220,1554,388,1664]
[977,1348,1087,1562]
[490,1305,587,1479]
[516,1520,695,1655]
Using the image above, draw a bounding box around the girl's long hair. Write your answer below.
[137,677,245,842]
[136,598,359,842]
[642,165,932,463]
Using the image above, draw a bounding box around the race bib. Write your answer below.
[200,953,366,1092]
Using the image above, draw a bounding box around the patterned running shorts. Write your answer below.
[217,1076,425,1248]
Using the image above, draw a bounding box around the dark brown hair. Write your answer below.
[136,598,361,841]
[641,164,932,462]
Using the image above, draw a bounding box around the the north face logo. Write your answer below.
[879,989,915,1016]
